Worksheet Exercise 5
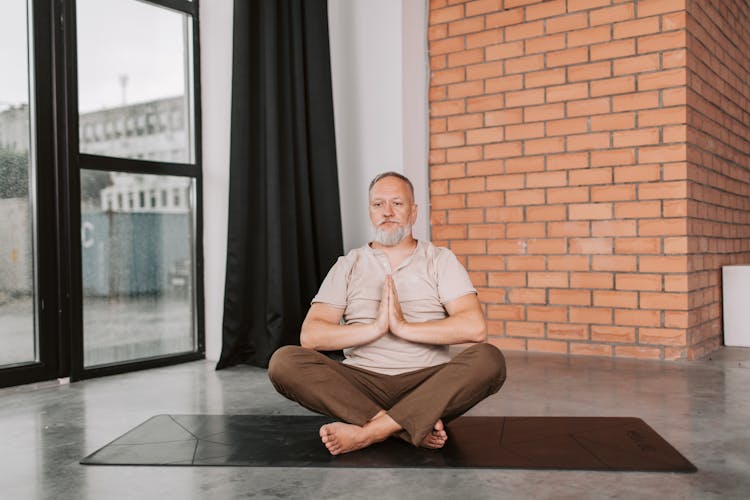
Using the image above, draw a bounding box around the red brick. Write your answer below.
[548,221,590,237]
[616,346,662,359]
[568,26,611,48]
[548,255,589,270]
[569,203,613,220]
[614,165,661,183]
[488,336,526,351]
[640,292,688,310]
[591,325,636,343]
[613,17,661,39]
[546,118,588,137]
[590,4,635,26]
[432,194,466,209]
[592,255,637,272]
[505,123,545,141]
[505,156,545,173]
[528,272,569,288]
[549,289,591,306]
[467,94,505,112]
[547,152,590,170]
[506,54,545,74]
[505,20,545,41]
[524,103,565,122]
[451,239,487,255]
[571,343,613,356]
[637,30,686,54]
[526,205,566,222]
[448,80,485,99]
[549,324,589,340]
[614,308,661,327]
[547,47,589,67]
[591,148,635,167]
[487,174,525,190]
[431,5,464,24]
[592,220,637,236]
[485,41,525,61]
[432,224,468,239]
[567,0,611,12]
[637,68,687,90]
[638,180,686,199]
[639,328,687,346]
[447,113,484,131]
[638,218,687,236]
[446,145,483,162]
[466,127,505,144]
[448,207,484,223]
[448,17,486,37]
[448,49,484,67]
[591,184,636,202]
[485,109,524,126]
[466,29,503,49]
[467,190,505,207]
[431,131,465,148]
[570,238,613,254]
[613,54,660,75]
[567,98,611,117]
[508,288,546,303]
[525,137,565,154]
[616,273,662,291]
[546,82,589,102]
[432,163,466,179]
[568,61,612,82]
[591,39,636,61]
[614,200,661,218]
[528,238,568,254]
[613,128,660,147]
[570,272,613,289]
[525,34,566,55]
[466,61,503,81]
[487,304,525,320]
[594,290,638,308]
[525,0,566,20]
[590,76,636,97]
[507,257,547,271]
[547,186,589,203]
[450,177,486,193]
[637,0,686,17]
[431,99,466,117]
[567,132,610,152]
[467,255,505,270]
[487,273,526,288]
[546,12,588,34]
[507,222,546,238]
[485,141,523,159]
[570,307,613,324]
[505,88,545,107]
[524,68,566,88]
[528,339,568,353]
[432,36,466,55]
[468,224,505,238]
[615,238,661,254]
[612,91,659,111]
[485,6,524,27]
[485,75,524,93]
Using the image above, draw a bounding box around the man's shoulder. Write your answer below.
[420,240,458,262]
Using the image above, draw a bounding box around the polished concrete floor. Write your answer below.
[1,348,749,500]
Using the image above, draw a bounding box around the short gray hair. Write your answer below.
[368,171,414,200]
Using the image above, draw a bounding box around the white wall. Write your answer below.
[200,0,233,361]
[200,1,429,360]
[329,0,429,251]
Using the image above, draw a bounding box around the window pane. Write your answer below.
[81,171,195,367]
[0,0,37,367]
[77,0,194,163]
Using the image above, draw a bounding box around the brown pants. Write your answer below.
[267,342,506,446]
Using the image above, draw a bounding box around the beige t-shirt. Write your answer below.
[312,240,476,375]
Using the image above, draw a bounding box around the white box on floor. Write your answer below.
[722,265,750,347]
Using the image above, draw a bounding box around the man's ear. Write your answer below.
[411,204,418,224]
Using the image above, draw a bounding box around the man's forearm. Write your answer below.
[300,319,383,351]
[392,311,487,345]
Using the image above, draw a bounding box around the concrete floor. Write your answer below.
[1,349,748,500]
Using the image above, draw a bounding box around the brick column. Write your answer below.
[427,0,748,360]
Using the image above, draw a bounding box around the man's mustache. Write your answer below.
[377,219,401,226]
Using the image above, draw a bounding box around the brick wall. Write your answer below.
[684,0,750,358]
[428,0,750,360]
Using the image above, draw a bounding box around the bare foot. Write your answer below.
[420,419,448,449]
[319,422,369,455]
[319,412,402,456]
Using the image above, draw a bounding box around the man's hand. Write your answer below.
[387,275,409,337]
[372,276,390,337]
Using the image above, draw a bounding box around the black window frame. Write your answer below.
[0,0,205,388]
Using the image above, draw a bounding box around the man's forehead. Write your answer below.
[370,177,412,197]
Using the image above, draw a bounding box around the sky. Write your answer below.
[0,0,189,113]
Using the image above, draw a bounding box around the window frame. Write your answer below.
[60,0,205,381]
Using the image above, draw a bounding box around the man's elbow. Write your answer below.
[470,319,488,343]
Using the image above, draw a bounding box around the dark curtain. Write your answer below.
[217,0,343,369]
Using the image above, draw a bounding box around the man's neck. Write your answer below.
[370,236,418,270]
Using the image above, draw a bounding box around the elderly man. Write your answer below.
[268,172,506,455]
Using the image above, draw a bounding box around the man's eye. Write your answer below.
[394,202,402,206]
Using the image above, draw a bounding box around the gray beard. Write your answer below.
[373,223,412,246]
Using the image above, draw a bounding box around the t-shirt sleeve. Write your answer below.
[435,248,477,305]
[311,256,350,308]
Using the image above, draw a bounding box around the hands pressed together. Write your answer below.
[373,275,409,338]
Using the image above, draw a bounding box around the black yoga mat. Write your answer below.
[80,415,696,472]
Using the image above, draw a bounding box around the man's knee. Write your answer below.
[267,345,308,386]
[467,342,507,392]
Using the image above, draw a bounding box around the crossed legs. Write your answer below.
[267,343,506,454]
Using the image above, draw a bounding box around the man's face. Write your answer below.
[369,176,418,246]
